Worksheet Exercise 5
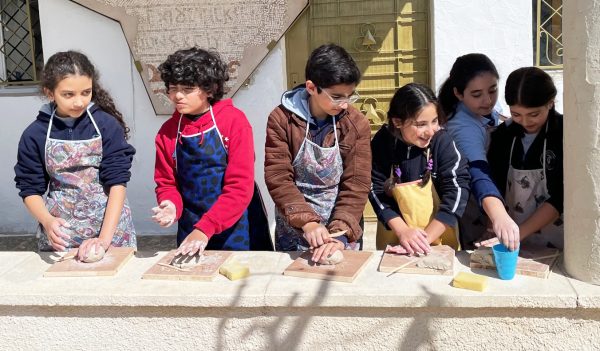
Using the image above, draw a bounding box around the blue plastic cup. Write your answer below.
[492,244,520,280]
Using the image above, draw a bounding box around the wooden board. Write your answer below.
[282,251,373,283]
[470,246,560,278]
[44,247,134,277]
[378,245,455,276]
[142,250,233,281]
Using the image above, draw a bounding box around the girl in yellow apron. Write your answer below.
[369,83,470,254]
[487,67,563,249]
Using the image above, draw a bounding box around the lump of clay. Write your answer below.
[318,250,344,265]
[82,246,105,263]
[416,254,452,270]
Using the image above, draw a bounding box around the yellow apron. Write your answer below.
[376,178,460,250]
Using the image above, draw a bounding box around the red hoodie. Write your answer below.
[154,99,255,240]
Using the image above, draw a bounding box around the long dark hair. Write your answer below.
[388,83,442,186]
[438,53,499,117]
[388,82,445,125]
[505,67,557,114]
[41,51,130,139]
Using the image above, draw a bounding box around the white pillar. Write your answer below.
[563,0,600,284]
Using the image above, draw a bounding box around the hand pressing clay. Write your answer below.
[82,246,105,263]
[317,250,344,265]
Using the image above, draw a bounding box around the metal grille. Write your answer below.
[534,0,562,69]
[308,0,429,131]
[0,0,43,85]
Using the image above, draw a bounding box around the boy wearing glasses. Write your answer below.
[265,44,371,262]
[152,47,272,255]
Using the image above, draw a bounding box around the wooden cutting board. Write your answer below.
[378,245,455,276]
[470,246,560,278]
[282,251,373,283]
[142,250,233,281]
[44,247,135,277]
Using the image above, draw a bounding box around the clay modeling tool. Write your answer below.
[386,259,417,277]
[329,230,347,238]
[158,262,191,272]
[522,253,561,261]
[55,254,77,262]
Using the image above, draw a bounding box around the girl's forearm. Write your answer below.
[482,196,510,223]
[519,202,560,240]
[23,195,53,225]
[424,219,448,243]
[98,185,127,245]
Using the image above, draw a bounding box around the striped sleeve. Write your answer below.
[433,131,470,227]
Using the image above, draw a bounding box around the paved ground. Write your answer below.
[0,222,378,252]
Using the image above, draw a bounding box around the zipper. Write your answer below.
[68,128,73,140]
[406,145,412,159]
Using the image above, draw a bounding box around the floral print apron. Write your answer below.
[38,106,136,251]
[275,115,352,251]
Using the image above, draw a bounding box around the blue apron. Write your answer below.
[174,107,272,250]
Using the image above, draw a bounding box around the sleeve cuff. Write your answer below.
[195,219,216,240]
[435,211,458,228]
[380,209,400,230]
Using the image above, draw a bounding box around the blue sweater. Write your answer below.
[446,102,503,206]
[14,103,136,198]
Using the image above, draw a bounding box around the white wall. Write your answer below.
[431,0,564,114]
[0,0,285,235]
[232,41,286,232]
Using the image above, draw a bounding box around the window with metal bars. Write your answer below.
[533,0,562,69]
[0,0,43,86]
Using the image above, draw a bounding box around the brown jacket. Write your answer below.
[264,104,372,242]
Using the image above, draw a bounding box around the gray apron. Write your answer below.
[275,116,344,251]
[38,106,136,251]
[505,123,563,249]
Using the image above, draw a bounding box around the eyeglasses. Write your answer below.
[319,87,360,106]
[166,86,200,96]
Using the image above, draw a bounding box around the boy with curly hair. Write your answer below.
[152,47,272,255]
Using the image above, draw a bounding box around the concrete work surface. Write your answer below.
[0,249,599,350]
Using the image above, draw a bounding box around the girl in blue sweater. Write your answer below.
[14,51,136,259]
[440,53,520,251]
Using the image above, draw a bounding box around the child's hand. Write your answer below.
[302,222,331,248]
[491,214,520,251]
[151,200,176,227]
[41,216,71,251]
[77,237,110,261]
[311,239,344,263]
[175,229,208,256]
[394,227,431,255]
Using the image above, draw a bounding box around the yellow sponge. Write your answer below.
[452,272,488,292]
[219,261,250,281]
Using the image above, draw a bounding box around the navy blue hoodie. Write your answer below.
[14,102,136,198]
[369,125,470,229]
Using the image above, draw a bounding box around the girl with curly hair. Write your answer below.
[14,51,137,259]
[152,47,272,255]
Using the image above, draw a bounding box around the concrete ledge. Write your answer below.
[0,251,598,350]
[0,251,589,309]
